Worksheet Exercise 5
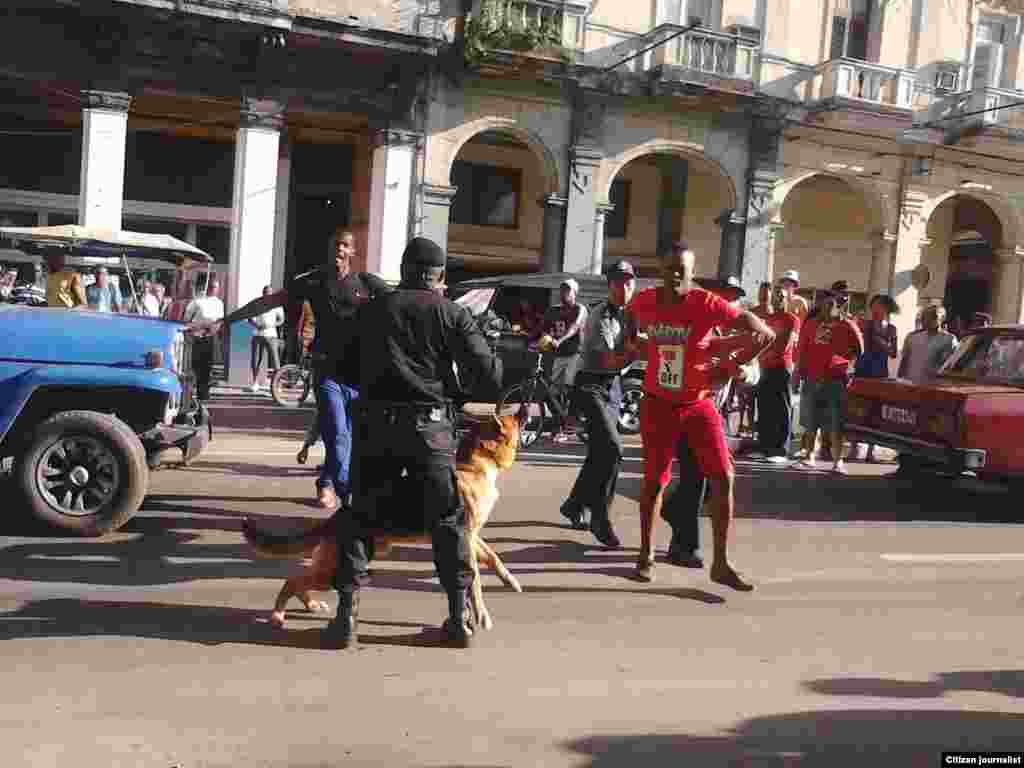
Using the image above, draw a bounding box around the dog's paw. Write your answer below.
[480,612,494,631]
[507,576,523,593]
[270,611,287,629]
[306,599,330,614]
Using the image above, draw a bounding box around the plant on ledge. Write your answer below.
[464,0,571,65]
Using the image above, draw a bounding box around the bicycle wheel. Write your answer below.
[496,381,547,448]
[717,380,743,437]
[270,364,310,408]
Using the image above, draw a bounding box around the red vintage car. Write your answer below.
[845,325,1024,489]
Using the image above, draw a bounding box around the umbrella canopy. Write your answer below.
[0,224,212,267]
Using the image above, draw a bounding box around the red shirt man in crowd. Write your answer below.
[750,282,800,461]
[794,291,864,474]
[626,242,774,590]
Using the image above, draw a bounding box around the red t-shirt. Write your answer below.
[628,287,742,404]
[760,311,800,370]
[798,317,864,380]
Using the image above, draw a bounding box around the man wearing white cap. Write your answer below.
[532,278,588,442]
[778,270,809,325]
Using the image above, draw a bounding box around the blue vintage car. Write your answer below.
[0,305,210,535]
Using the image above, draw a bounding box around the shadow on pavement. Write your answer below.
[615,470,1020,524]
[565,709,1024,767]
[804,670,1024,699]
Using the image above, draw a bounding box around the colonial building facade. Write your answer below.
[2,0,1024,372]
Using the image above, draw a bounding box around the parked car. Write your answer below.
[450,271,655,434]
[845,325,1024,490]
[0,224,213,535]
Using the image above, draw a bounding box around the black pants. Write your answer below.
[756,367,792,457]
[661,438,707,555]
[563,373,621,528]
[334,405,472,595]
[193,337,214,401]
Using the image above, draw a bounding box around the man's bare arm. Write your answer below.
[199,289,288,332]
[728,310,776,365]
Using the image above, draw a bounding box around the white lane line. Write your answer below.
[881,553,1024,563]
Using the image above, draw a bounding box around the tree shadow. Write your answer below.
[565,710,1024,767]
[804,671,1024,699]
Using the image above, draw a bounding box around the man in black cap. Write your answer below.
[559,260,636,547]
[325,236,503,650]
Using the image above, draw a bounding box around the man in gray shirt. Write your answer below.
[898,305,958,383]
[559,261,636,548]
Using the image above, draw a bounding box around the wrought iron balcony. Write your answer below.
[915,85,1024,134]
[469,0,586,56]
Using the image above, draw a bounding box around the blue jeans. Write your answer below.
[317,374,359,497]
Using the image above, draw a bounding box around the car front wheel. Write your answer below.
[16,410,149,536]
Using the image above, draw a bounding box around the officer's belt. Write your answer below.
[360,400,454,421]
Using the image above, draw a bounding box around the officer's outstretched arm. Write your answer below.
[452,305,503,393]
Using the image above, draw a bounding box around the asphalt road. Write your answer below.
[1,428,1022,768]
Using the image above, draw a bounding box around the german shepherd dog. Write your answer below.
[243,414,523,631]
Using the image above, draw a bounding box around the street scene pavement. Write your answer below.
[1,402,1022,767]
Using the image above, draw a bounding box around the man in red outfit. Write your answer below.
[625,243,774,589]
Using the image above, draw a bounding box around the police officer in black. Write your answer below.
[324,237,502,650]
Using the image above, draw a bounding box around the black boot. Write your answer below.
[441,588,474,649]
[665,529,703,569]
[322,590,359,649]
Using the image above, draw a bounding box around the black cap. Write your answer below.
[697,275,746,299]
[831,280,850,293]
[402,237,446,268]
[606,260,635,280]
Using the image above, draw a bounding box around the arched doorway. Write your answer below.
[776,174,877,315]
[445,129,556,282]
[600,150,735,278]
[924,195,1001,331]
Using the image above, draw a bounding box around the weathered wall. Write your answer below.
[289,0,458,36]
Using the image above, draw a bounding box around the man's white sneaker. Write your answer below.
[249,384,261,393]
[831,461,848,475]
[796,458,817,470]
[765,455,791,464]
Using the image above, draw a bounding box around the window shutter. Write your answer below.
[972,42,1004,90]
[830,15,848,59]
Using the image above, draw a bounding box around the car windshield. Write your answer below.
[452,288,495,317]
[939,332,1024,385]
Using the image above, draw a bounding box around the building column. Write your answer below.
[225,99,282,386]
[890,192,930,341]
[271,130,292,290]
[420,184,457,259]
[868,229,897,297]
[366,128,419,283]
[994,247,1024,325]
[78,90,132,229]
[736,171,777,291]
[656,156,688,256]
[541,194,567,273]
[592,202,614,275]
[563,145,603,273]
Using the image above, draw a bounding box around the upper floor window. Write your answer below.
[829,0,872,61]
[657,0,719,28]
[450,161,521,229]
[972,18,1011,90]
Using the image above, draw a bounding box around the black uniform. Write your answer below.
[333,287,502,596]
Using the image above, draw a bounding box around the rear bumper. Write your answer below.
[845,425,986,472]
[142,404,212,464]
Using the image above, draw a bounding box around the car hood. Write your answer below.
[0,305,181,367]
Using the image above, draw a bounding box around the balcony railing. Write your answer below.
[645,25,757,80]
[816,58,915,109]
[470,0,583,53]
[917,86,1024,132]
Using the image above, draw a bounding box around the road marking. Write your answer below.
[881,553,1024,563]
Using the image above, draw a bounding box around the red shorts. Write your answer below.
[639,395,733,486]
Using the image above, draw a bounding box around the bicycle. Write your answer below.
[270,351,315,408]
[495,345,589,448]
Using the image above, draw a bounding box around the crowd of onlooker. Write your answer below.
[734,270,995,473]
[0,249,225,320]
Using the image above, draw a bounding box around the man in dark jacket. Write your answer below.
[326,237,503,650]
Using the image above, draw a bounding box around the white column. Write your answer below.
[592,203,613,275]
[78,90,132,230]
[366,129,418,282]
[867,229,897,296]
[225,100,281,386]
[272,131,292,290]
[563,145,603,274]
[994,247,1024,325]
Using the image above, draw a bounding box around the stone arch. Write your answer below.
[921,190,1020,248]
[597,140,738,210]
[774,171,886,232]
[436,117,561,197]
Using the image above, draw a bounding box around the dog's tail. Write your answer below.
[242,512,338,557]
